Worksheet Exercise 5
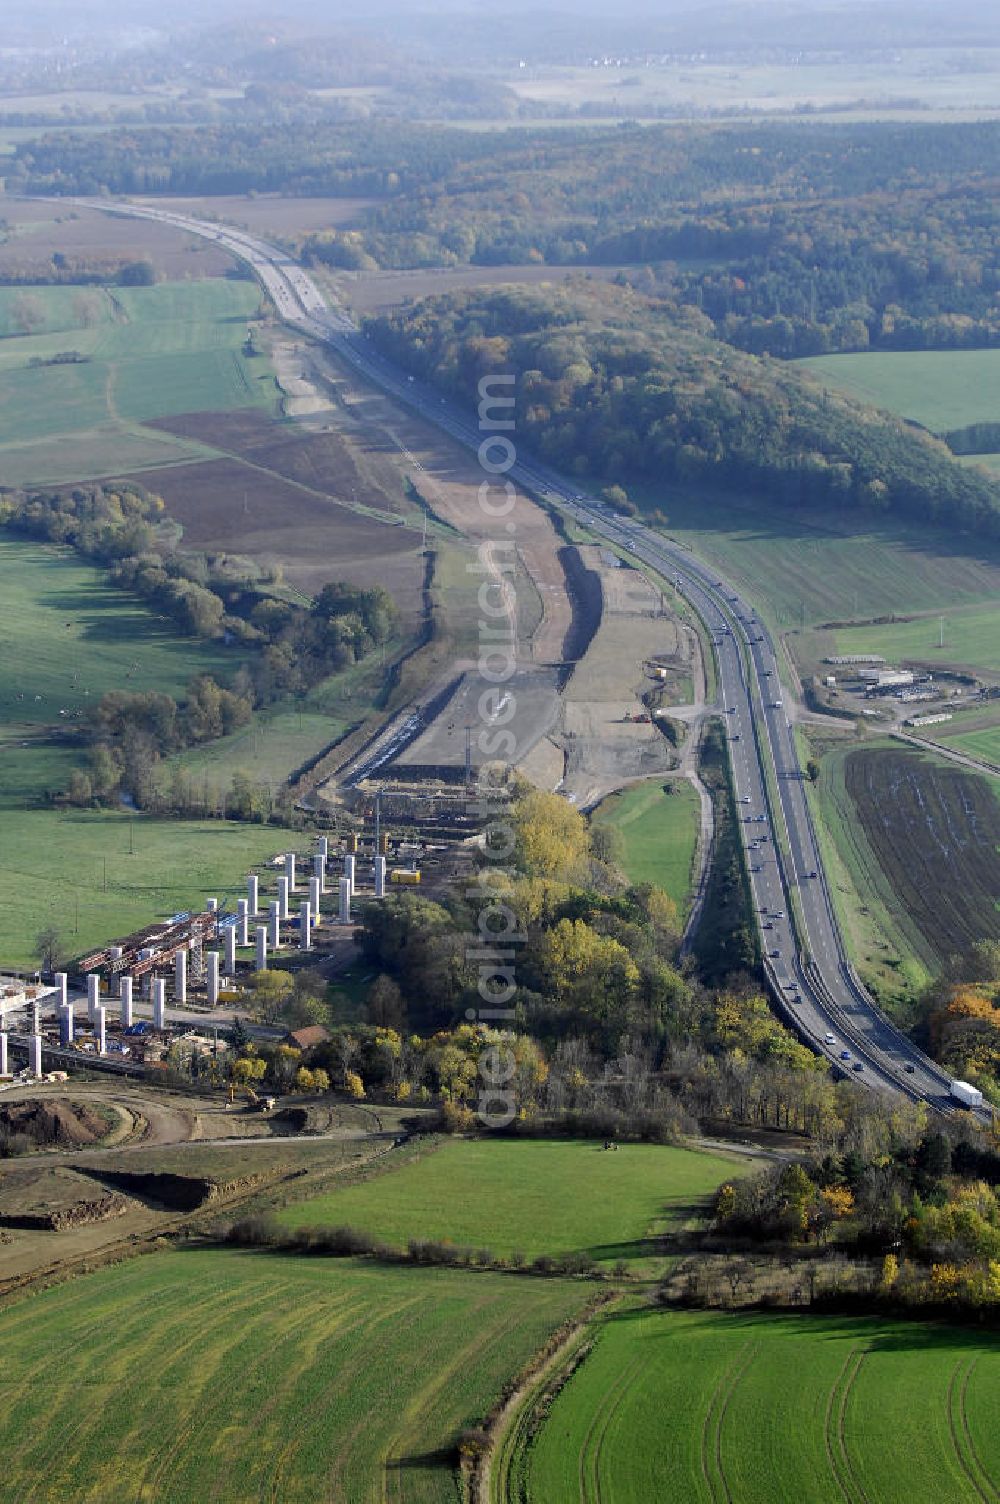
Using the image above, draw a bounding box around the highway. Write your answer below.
[92,200,959,1110]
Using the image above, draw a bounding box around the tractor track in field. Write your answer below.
[588,1356,642,1504]
[578,1354,638,1504]
[947,1356,995,1504]
[700,1340,756,1504]
[824,1348,869,1504]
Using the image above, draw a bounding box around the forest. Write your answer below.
[18,117,1000,358]
[368,281,1000,534]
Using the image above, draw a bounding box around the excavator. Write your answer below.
[227,1084,277,1112]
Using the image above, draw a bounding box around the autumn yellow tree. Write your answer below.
[535,918,640,1021]
[512,789,591,880]
[344,1070,365,1100]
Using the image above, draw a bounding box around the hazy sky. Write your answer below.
[9,0,1000,51]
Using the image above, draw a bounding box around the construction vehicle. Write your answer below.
[228,1085,276,1111]
[390,869,421,885]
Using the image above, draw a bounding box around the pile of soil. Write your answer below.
[2,1195,129,1232]
[0,1099,110,1149]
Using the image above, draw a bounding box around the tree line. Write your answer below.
[0,483,396,809]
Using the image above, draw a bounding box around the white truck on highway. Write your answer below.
[950,1080,984,1109]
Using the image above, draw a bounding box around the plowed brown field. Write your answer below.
[844,748,1000,963]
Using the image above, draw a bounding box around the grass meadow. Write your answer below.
[0,810,297,967]
[160,642,400,797]
[0,538,234,729]
[276,1137,739,1266]
[641,488,1000,633]
[0,278,274,485]
[829,605,1000,678]
[929,715,1000,768]
[0,1248,587,1504]
[518,1306,1000,1504]
[591,776,701,916]
[799,347,1000,433]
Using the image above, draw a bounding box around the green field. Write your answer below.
[0,810,299,966]
[642,489,1000,633]
[828,605,1000,678]
[0,538,234,731]
[591,777,701,915]
[161,643,399,796]
[963,451,1000,476]
[277,1137,738,1265]
[0,279,274,484]
[799,347,1000,433]
[934,721,1000,768]
[0,537,332,966]
[0,1248,586,1504]
[518,1306,1000,1504]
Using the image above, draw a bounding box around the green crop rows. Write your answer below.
[0,1249,587,1504]
[519,1306,1000,1504]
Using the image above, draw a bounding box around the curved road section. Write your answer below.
[94,201,958,1110]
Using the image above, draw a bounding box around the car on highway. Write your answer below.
[853,1062,865,1072]
[840,1050,852,1061]
[768,949,781,958]
[739,796,751,804]
[825,1032,836,1044]
[771,700,783,709]
[762,921,774,930]
[751,864,762,872]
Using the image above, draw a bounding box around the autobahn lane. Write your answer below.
[88,201,958,1109]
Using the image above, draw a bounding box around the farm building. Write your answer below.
[284,1025,332,1051]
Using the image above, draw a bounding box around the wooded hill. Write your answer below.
[18,117,1000,356]
[368,281,1000,535]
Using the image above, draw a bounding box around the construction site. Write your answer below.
[0,824,449,1088]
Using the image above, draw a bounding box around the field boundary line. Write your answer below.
[892,730,1000,781]
[478,1293,617,1504]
